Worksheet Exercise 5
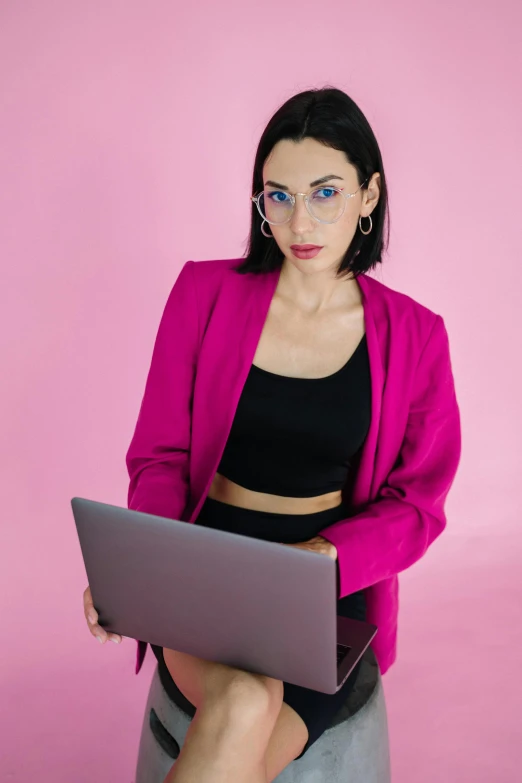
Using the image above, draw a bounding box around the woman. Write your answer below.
[84,87,461,782]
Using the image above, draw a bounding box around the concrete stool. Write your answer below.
[135,646,391,782]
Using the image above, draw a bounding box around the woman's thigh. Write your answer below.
[157,645,310,770]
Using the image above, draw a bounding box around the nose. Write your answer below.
[288,193,316,234]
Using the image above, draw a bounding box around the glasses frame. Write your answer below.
[251,178,369,225]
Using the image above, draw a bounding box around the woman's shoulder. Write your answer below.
[362,271,442,330]
[189,256,266,305]
[190,257,243,281]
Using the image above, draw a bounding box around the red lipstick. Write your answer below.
[290,244,323,259]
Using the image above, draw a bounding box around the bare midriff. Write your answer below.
[207,471,343,515]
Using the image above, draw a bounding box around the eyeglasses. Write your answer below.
[251,179,368,225]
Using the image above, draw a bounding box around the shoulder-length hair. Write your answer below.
[236,86,390,280]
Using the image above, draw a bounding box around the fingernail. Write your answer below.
[97,636,104,644]
[111,637,120,644]
[88,613,96,624]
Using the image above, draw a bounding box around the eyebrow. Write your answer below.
[264,174,344,190]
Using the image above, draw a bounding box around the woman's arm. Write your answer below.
[318,315,462,598]
[125,260,200,521]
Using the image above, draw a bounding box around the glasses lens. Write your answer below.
[258,190,293,224]
[308,187,345,222]
[258,187,345,224]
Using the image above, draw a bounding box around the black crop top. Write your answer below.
[216,333,371,498]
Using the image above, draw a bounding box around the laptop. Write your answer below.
[71,497,378,694]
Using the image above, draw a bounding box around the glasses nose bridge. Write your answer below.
[290,191,314,223]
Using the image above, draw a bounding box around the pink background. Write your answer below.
[1,2,521,781]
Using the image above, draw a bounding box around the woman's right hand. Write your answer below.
[84,585,122,645]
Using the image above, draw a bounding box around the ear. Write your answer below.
[362,172,381,214]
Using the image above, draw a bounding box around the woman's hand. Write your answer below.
[83,585,122,645]
[281,536,338,561]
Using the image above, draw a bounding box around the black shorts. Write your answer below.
[151,496,366,760]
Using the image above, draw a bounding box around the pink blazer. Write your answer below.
[126,258,462,677]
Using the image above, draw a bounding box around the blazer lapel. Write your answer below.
[187,267,281,522]
[187,267,386,523]
[348,274,385,510]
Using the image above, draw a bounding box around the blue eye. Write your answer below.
[267,191,290,204]
[315,187,336,199]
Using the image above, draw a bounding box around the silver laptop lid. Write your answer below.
[72,497,375,693]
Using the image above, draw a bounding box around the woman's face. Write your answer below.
[261,137,380,276]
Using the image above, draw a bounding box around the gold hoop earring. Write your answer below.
[261,220,273,238]
[359,215,373,235]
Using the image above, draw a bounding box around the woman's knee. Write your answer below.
[209,668,284,721]
[161,647,283,720]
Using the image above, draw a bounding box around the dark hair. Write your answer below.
[236,86,390,280]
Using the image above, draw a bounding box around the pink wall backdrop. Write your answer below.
[1,1,521,781]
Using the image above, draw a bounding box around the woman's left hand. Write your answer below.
[282,535,338,561]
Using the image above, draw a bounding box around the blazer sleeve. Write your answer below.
[318,314,462,598]
[125,260,200,521]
